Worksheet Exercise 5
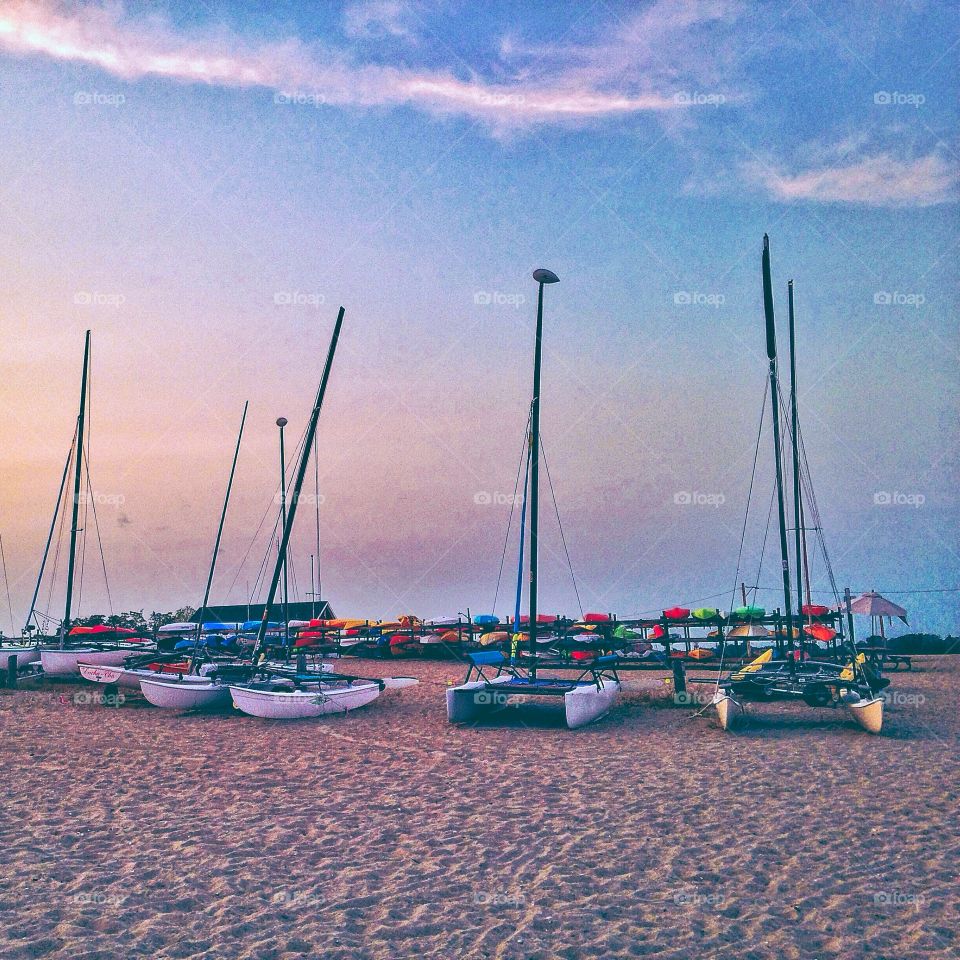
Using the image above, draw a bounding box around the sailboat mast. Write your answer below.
[62,330,91,641]
[252,307,345,663]
[195,401,248,640]
[528,282,545,678]
[787,280,804,627]
[761,238,795,659]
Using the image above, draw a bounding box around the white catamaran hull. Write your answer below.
[846,695,884,734]
[712,691,742,731]
[0,645,41,668]
[78,663,205,689]
[139,677,233,710]
[41,646,155,677]
[446,675,620,730]
[228,681,382,719]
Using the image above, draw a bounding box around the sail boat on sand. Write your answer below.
[446,269,621,729]
[710,237,887,734]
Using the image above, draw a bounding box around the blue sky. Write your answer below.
[0,1,957,633]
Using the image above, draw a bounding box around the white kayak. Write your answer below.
[139,677,233,710]
[41,645,156,677]
[229,680,383,719]
[0,644,41,668]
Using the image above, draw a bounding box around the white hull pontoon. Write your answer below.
[845,694,884,734]
[711,690,743,731]
[228,680,382,719]
[139,677,233,710]
[41,645,155,677]
[446,674,620,730]
[0,645,41,668]
[79,662,205,689]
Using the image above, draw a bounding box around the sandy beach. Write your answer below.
[1,657,957,960]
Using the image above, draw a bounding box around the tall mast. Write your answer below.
[787,280,804,627]
[194,402,248,650]
[761,238,795,661]
[25,443,73,634]
[527,269,559,680]
[251,307,345,663]
[62,330,91,642]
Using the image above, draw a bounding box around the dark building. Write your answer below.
[190,601,334,624]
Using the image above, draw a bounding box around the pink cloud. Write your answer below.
[0,0,695,125]
[748,151,959,207]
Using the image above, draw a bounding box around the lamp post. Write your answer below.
[528,268,559,679]
[277,417,289,645]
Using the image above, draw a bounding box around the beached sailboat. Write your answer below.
[447,269,620,729]
[228,307,416,719]
[712,238,886,733]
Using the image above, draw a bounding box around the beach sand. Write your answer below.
[1,656,957,959]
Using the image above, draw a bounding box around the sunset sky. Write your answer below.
[0,1,957,634]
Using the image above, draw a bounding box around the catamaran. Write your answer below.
[710,237,886,734]
[447,269,621,729]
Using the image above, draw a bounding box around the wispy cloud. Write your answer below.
[0,0,722,127]
[747,149,959,207]
[342,0,420,43]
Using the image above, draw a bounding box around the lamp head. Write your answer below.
[532,268,559,284]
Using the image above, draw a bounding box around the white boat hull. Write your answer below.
[712,691,742,731]
[846,695,884,734]
[446,675,620,729]
[228,681,382,719]
[139,677,232,710]
[41,646,155,677]
[79,663,203,689]
[0,645,41,668]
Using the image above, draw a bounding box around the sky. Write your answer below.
[0,0,957,634]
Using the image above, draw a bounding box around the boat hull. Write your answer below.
[78,663,206,689]
[446,675,620,729]
[41,646,155,677]
[0,645,41,668]
[228,681,381,719]
[139,677,232,710]
[712,690,742,731]
[846,695,884,734]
